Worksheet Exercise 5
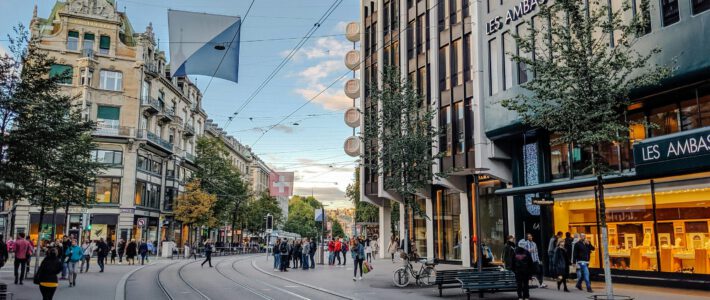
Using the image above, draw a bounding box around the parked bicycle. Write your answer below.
[393,252,437,287]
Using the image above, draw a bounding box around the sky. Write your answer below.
[0,0,360,208]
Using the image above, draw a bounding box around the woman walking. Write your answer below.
[35,247,62,299]
[552,239,570,292]
[125,239,137,265]
[64,240,83,287]
[351,238,365,281]
[512,240,534,300]
[364,238,372,263]
[116,239,125,264]
[387,236,399,262]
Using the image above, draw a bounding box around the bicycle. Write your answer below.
[393,252,437,287]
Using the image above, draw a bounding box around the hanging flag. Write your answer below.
[168,10,241,83]
[269,172,294,197]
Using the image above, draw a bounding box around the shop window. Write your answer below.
[477,180,506,266]
[488,38,499,95]
[409,198,427,257]
[99,70,123,91]
[463,34,471,82]
[680,98,700,131]
[99,35,110,55]
[572,144,594,177]
[49,64,73,85]
[89,177,120,204]
[693,0,710,14]
[549,137,570,180]
[454,102,465,154]
[649,104,680,137]
[699,84,710,126]
[660,0,680,26]
[91,149,122,165]
[83,33,95,51]
[67,31,79,50]
[435,190,462,261]
[135,181,161,209]
[502,32,514,90]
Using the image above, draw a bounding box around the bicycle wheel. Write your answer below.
[420,267,435,286]
[393,267,410,287]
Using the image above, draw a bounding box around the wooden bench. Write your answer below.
[457,270,517,299]
[434,267,501,296]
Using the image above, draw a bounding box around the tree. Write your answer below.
[194,136,234,223]
[284,195,321,239]
[330,219,346,239]
[174,181,217,243]
[346,168,378,223]
[362,67,442,252]
[501,0,669,297]
[243,192,283,236]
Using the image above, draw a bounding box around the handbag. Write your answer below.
[363,262,370,274]
[365,261,374,271]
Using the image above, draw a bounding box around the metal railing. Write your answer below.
[137,129,173,152]
[145,62,160,75]
[140,97,162,113]
[185,152,196,162]
[81,48,95,59]
[93,124,134,138]
[183,123,195,136]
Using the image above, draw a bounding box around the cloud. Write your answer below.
[333,21,349,34]
[284,37,351,60]
[272,124,295,134]
[292,60,352,111]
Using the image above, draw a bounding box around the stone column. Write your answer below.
[426,197,434,260]
[378,203,391,259]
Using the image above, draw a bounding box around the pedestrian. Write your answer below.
[0,235,8,270]
[126,239,137,265]
[563,232,574,260]
[117,239,125,264]
[327,238,335,265]
[570,233,580,279]
[65,239,83,287]
[301,238,310,270]
[547,231,563,276]
[351,238,365,281]
[334,237,342,265]
[139,240,149,265]
[364,238,372,263]
[79,240,95,273]
[342,238,348,265]
[552,239,570,292]
[309,238,316,269]
[291,240,299,269]
[35,247,62,300]
[512,240,534,300]
[573,233,595,293]
[110,240,117,264]
[388,236,399,262]
[96,238,108,272]
[279,239,289,272]
[201,239,213,268]
[13,232,33,285]
[273,238,281,271]
[520,233,546,288]
[61,237,71,280]
[147,240,155,259]
[503,235,516,270]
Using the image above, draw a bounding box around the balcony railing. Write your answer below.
[185,152,196,162]
[81,48,95,60]
[144,63,160,76]
[137,129,173,152]
[93,124,134,138]
[158,107,175,123]
[140,97,162,114]
[183,123,195,137]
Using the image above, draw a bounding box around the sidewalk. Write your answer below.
[252,256,710,300]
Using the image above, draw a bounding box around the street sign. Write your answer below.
[266,228,273,234]
[137,218,146,227]
[314,208,324,222]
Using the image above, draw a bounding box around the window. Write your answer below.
[693,0,710,14]
[572,144,594,177]
[137,155,162,175]
[466,98,474,151]
[99,70,122,91]
[463,34,471,82]
[699,84,710,126]
[649,104,680,137]
[99,35,110,55]
[516,23,529,84]
[450,0,460,24]
[661,0,680,26]
[488,38,499,95]
[164,187,177,211]
[83,33,95,51]
[441,106,452,156]
[80,68,93,86]
[502,32,514,90]
[50,64,73,85]
[408,21,415,59]
[91,149,122,165]
[67,31,79,50]
[418,67,427,101]
[135,181,161,209]
[439,47,447,91]
[454,102,465,154]
[419,15,427,54]
[90,177,120,204]
[549,136,570,180]
[97,106,120,132]
[633,0,652,35]
[141,81,150,102]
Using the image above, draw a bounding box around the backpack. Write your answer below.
[279,242,288,254]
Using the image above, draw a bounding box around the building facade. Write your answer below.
[359,0,710,288]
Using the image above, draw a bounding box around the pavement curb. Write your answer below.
[250,259,355,300]
[114,262,154,300]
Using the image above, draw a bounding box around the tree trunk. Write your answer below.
[9,198,16,239]
[51,204,57,240]
[597,175,614,299]
[63,201,70,237]
[34,202,46,277]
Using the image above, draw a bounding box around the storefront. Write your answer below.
[406,197,428,257]
[472,178,508,267]
[434,189,462,262]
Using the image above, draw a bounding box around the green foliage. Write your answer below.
[243,192,283,235]
[502,0,669,173]
[331,219,346,239]
[284,195,321,238]
[347,168,378,223]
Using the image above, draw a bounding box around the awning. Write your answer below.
[494,172,638,196]
[30,213,66,225]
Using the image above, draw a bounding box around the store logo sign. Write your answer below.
[633,127,710,176]
[486,0,547,35]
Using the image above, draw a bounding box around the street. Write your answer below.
[1,253,708,300]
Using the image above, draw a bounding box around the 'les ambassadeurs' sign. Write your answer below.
[487,0,548,35]
[633,127,710,176]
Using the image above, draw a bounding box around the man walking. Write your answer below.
[61,236,71,279]
[139,240,149,265]
[13,233,32,284]
[201,239,213,267]
[573,233,595,292]
[96,238,108,272]
[547,232,563,276]
[521,233,546,288]
[279,239,289,272]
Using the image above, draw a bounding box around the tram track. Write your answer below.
[157,259,211,300]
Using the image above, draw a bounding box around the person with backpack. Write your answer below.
[139,240,149,265]
[272,238,281,271]
[279,239,289,272]
[96,238,108,272]
[309,238,317,269]
[35,247,62,299]
[65,239,83,287]
[512,240,535,300]
[201,239,214,268]
[351,238,365,281]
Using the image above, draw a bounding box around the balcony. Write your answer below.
[173,115,184,127]
[144,63,160,77]
[81,49,96,60]
[137,129,173,152]
[185,151,196,163]
[183,123,195,137]
[93,124,134,138]
[158,107,175,123]
[140,97,161,115]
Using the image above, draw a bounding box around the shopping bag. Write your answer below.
[363,262,370,274]
[365,261,374,271]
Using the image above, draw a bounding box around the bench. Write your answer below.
[457,270,517,299]
[434,267,501,296]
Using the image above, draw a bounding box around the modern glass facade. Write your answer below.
[435,189,462,261]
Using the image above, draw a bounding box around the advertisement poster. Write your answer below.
[90,224,108,240]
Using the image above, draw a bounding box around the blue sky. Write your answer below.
[0,0,360,208]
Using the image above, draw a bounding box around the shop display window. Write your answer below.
[549,138,570,180]
[477,180,506,266]
[89,177,120,204]
[435,190,461,261]
[699,84,710,126]
[649,104,680,137]
[408,197,427,258]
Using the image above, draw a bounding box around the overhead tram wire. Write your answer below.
[222,0,344,130]
[249,1,448,148]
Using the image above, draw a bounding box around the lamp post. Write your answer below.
[472,167,490,271]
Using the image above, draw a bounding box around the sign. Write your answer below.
[266,228,273,234]
[315,209,325,222]
[633,127,710,176]
[69,207,88,214]
[137,218,146,227]
[269,172,294,197]
[531,197,554,205]
[486,0,548,35]
[120,208,135,214]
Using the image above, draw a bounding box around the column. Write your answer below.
[399,202,405,250]
[460,192,471,267]
[378,203,391,259]
[426,197,434,260]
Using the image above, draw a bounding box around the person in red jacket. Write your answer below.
[327,238,335,265]
[334,237,342,265]
[13,233,33,285]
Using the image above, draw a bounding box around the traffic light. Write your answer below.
[266,214,273,230]
[85,214,94,230]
